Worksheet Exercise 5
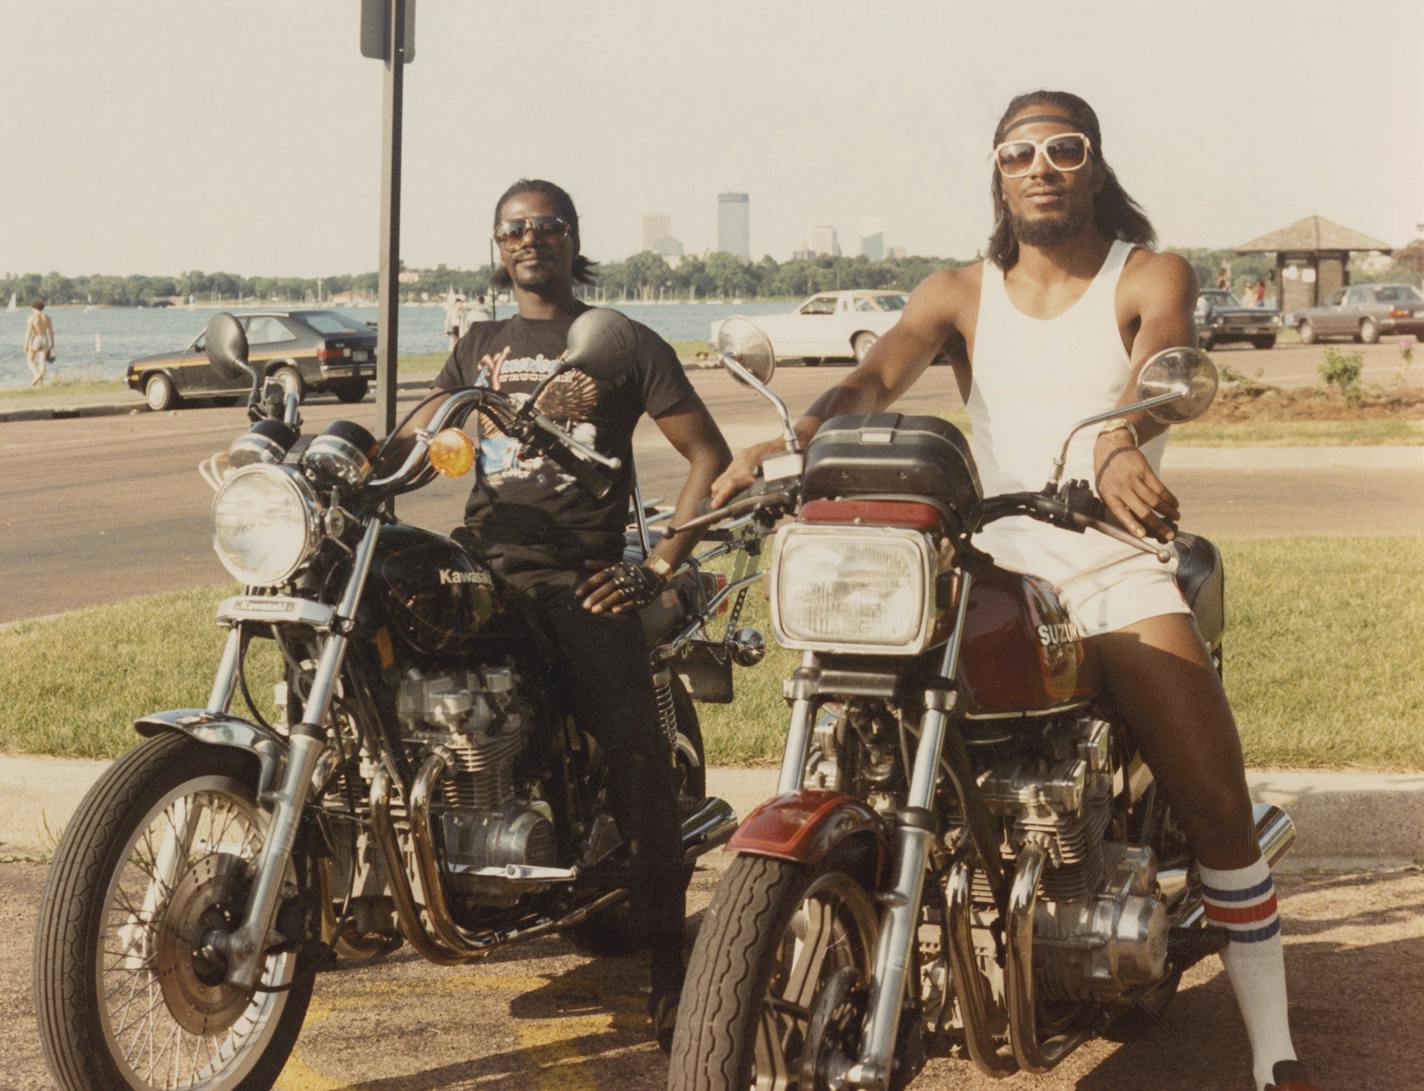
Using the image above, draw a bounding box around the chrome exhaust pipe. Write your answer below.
[681,796,737,862]
[1254,802,1295,869]
[945,861,1019,1078]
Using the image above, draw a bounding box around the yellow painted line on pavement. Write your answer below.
[277,966,634,1089]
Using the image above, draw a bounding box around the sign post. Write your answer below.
[360,0,415,439]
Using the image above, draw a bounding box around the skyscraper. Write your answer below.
[810,225,841,258]
[717,193,750,260]
[642,213,672,253]
[860,232,884,261]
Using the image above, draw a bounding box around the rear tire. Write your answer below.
[1298,319,1316,344]
[34,733,314,1091]
[563,678,704,958]
[144,373,178,412]
[1360,318,1379,344]
[272,366,304,402]
[668,850,880,1090]
[332,379,369,403]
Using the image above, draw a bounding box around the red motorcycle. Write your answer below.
[667,320,1294,1090]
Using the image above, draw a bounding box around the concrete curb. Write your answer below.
[0,379,438,425]
[1,754,1417,867]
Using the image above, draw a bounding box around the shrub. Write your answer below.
[1318,347,1364,406]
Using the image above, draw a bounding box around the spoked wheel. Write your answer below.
[34,734,314,1091]
[669,850,880,1090]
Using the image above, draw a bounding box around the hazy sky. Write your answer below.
[4,0,1421,277]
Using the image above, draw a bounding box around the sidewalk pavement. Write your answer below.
[1,754,1418,867]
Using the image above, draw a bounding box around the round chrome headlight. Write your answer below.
[212,464,321,586]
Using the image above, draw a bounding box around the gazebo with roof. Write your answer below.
[1233,215,1392,315]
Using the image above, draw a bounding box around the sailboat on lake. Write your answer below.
[6,292,15,312]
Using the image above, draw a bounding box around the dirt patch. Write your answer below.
[1207,381,1424,423]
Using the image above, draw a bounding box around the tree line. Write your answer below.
[4,245,1418,308]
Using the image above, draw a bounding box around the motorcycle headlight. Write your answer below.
[211,464,321,586]
[770,525,937,653]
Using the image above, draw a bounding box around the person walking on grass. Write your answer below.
[24,299,55,385]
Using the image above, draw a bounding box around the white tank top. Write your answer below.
[966,239,1174,582]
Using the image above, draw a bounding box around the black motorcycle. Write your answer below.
[33,307,738,1091]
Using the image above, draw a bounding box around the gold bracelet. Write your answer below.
[1098,417,1139,445]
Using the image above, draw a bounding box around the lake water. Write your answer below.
[0,300,793,389]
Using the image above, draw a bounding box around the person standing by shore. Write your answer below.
[443,294,466,350]
[24,300,55,385]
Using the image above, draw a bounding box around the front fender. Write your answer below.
[727,790,886,872]
[135,708,287,797]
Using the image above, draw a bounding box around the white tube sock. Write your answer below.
[1199,856,1297,1091]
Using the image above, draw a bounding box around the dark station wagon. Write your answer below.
[126,310,378,411]
[1194,290,1282,350]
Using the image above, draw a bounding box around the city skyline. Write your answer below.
[717,194,751,261]
[3,2,1420,277]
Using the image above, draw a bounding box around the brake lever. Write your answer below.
[667,490,791,536]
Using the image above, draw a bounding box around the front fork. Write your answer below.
[213,520,383,991]
[847,571,976,1090]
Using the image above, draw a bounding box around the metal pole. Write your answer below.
[375,0,406,439]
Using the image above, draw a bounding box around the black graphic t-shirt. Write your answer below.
[434,309,696,592]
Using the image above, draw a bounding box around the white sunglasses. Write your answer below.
[992,132,1093,177]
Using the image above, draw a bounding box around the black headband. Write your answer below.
[1000,112,1088,137]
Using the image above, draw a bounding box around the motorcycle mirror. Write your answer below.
[1136,346,1218,423]
[204,313,254,384]
[562,308,640,382]
[716,317,776,386]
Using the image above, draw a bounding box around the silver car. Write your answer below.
[1294,283,1424,345]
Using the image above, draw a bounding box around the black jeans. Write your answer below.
[537,586,686,995]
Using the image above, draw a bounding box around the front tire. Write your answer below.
[1251,336,1277,350]
[852,332,877,363]
[34,734,314,1091]
[668,850,880,1090]
[145,373,178,412]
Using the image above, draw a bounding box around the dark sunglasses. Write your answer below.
[993,132,1093,178]
[493,215,572,249]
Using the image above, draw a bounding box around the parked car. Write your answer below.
[126,310,377,411]
[1292,283,1424,345]
[1194,289,1281,350]
[710,289,909,365]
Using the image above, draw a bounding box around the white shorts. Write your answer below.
[976,517,1191,638]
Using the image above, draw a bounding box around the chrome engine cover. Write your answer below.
[396,664,555,907]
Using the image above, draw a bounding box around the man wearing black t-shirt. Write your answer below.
[391,179,729,1047]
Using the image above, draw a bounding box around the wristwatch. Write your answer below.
[643,555,674,580]
[1098,417,1139,445]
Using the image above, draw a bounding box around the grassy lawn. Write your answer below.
[1174,417,1424,446]
[1,537,1419,770]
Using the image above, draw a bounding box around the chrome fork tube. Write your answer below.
[848,572,975,1089]
[206,625,244,713]
[223,521,382,990]
[776,652,820,794]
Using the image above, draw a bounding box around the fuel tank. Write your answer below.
[955,565,1101,717]
[368,524,514,657]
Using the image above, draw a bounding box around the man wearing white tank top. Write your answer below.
[713,91,1317,1091]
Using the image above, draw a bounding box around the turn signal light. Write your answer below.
[430,428,475,477]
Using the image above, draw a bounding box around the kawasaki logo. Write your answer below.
[439,569,492,587]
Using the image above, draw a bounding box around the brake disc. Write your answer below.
[153,852,253,1036]
[800,965,868,1091]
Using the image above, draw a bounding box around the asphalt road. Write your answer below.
[3,857,1421,1090]
[1,365,1420,625]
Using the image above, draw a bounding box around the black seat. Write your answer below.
[1172,532,1224,651]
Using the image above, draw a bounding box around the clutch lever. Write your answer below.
[1069,511,1174,563]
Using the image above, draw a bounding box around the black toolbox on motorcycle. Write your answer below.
[802,414,983,528]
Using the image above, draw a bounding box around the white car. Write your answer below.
[711,289,908,365]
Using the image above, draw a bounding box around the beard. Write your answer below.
[1010,202,1093,248]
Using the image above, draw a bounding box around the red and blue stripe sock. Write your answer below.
[1200,856,1297,1091]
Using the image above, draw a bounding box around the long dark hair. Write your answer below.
[987,90,1156,270]
[489,178,599,289]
